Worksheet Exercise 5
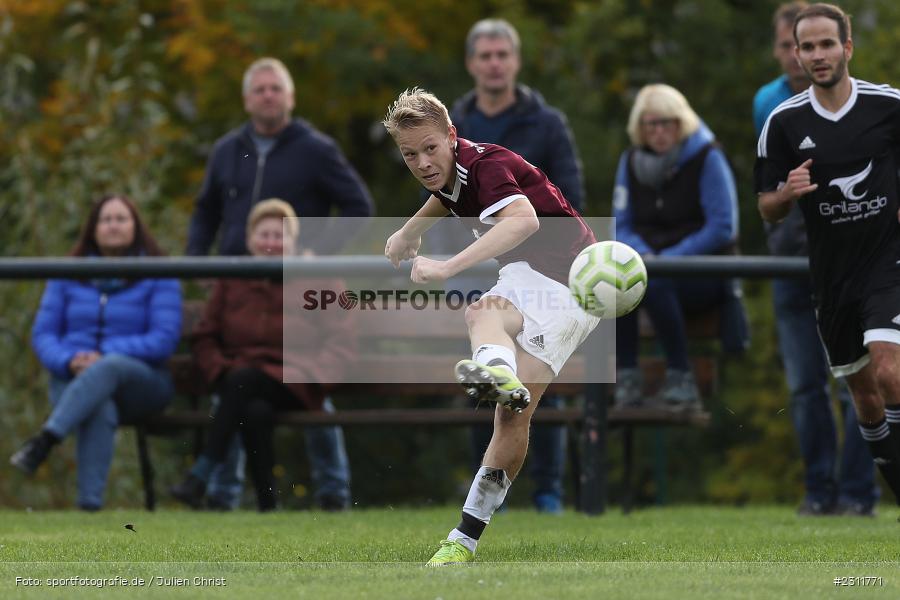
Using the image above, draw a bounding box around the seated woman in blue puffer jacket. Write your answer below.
[10,194,182,511]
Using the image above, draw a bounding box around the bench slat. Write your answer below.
[143,407,710,429]
[170,355,716,398]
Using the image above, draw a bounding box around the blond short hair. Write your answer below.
[382,87,452,137]
[247,198,299,240]
[242,57,294,96]
[626,84,700,146]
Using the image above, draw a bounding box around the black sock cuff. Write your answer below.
[486,358,512,370]
[457,511,487,540]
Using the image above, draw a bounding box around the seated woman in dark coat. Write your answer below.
[170,199,356,511]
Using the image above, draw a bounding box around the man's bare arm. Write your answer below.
[758,158,817,223]
[401,195,451,238]
[444,198,539,276]
[385,195,450,267]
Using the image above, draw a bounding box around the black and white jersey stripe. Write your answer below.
[757,91,810,158]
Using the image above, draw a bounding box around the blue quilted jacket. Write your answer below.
[31,278,182,380]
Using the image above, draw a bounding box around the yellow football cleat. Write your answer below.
[426,539,475,566]
[454,359,530,413]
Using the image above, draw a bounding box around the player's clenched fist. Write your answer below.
[384,229,421,267]
[410,256,450,283]
[782,158,818,202]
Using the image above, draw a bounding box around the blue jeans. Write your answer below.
[618,277,727,369]
[206,427,245,510]
[206,398,351,507]
[528,394,566,501]
[45,354,172,509]
[773,278,878,508]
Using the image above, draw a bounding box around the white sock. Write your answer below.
[446,466,513,554]
[472,344,517,374]
[464,466,512,521]
[447,529,477,552]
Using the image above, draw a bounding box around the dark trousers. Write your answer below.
[203,367,297,511]
[617,277,728,369]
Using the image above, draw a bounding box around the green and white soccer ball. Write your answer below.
[568,241,647,319]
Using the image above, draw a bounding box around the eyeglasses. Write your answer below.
[98,215,132,225]
[641,118,678,130]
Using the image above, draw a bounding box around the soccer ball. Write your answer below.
[568,241,647,319]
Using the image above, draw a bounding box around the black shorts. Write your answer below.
[817,286,900,376]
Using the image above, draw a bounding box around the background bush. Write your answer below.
[2,0,897,509]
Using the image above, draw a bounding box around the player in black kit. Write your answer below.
[756,3,900,511]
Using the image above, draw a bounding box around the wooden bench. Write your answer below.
[134,299,715,513]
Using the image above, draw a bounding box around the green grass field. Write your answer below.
[1,506,897,599]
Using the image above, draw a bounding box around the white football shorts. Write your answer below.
[481,261,601,375]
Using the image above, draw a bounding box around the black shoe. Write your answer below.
[613,368,643,409]
[656,369,702,413]
[205,496,235,512]
[169,474,206,509]
[797,499,835,516]
[317,494,349,512]
[835,500,876,517]
[10,434,53,476]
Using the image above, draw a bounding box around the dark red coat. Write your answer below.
[191,278,356,410]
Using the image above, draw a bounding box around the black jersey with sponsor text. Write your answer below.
[432,137,595,286]
[755,78,900,309]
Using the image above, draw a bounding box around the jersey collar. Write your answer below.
[438,139,464,202]
[808,77,858,122]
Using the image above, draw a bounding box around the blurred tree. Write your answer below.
[2,0,899,509]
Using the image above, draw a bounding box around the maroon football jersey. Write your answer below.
[434,137,596,285]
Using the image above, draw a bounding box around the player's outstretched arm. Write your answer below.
[758,158,817,223]
[408,199,538,284]
[385,195,449,267]
[443,199,539,275]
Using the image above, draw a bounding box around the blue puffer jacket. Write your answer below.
[31,278,182,380]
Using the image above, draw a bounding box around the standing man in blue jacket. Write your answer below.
[187,58,373,256]
[187,58,373,511]
[445,19,585,514]
[752,2,877,517]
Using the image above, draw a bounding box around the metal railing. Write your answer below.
[0,254,807,514]
[0,254,810,280]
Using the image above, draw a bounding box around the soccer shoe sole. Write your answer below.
[454,360,530,413]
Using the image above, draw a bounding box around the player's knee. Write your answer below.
[464,299,496,330]
[872,359,900,397]
[463,303,481,331]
